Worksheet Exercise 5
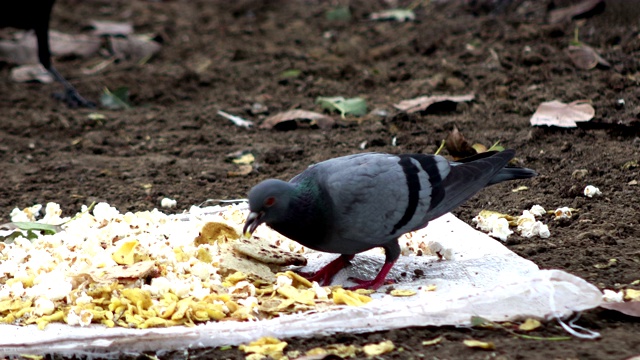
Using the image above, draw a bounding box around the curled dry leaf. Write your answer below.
[0,30,101,65]
[530,100,595,128]
[394,93,475,114]
[445,125,477,159]
[87,20,134,36]
[548,0,605,24]
[567,44,610,70]
[261,110,335,130]
[463,339,495,350]
[9,64,54,83]
[109,35,161,62]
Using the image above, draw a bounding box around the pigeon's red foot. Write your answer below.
[299,254,354,286]
[345,261,396,290]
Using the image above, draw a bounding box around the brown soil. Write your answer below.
[2,0,640,359]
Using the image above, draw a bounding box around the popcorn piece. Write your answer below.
[473,213,513,241]
[10,204,42,222]
[517,210,550,238]
[34,297,56,316]
[489,217,513,241]
[67,308,93,327]
[529,205,546,217]
[602,289,624,303]
[92,202,121,223]
[584,185,602,198]
[554,207,572,220]
[161,198,177,209]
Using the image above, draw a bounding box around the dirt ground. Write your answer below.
[1,0,640,359]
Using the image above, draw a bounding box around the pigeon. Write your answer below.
[0,0,94,107]
[243,149,536,290]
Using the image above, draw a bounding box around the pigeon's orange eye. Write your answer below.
[264,196,276,207]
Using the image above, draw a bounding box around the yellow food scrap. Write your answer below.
[112,240,139,265]
[239,337,288,360]
[280,270,313,288]
[363,340,395,357]
[625,289,640,301]
[332,288,372,306]
[518,318,542,331]
[390,289,417,297]
[276,285,316,305]
[121,288,153,309]
[195,222,240,245]
[305,344,360,358]
[421,336,443,346]
[463,339,495,350]
[223,271,248,286]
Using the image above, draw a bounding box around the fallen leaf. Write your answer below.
[101,87,132,110]
[463,339,495,350]
[445,125,477,159]
[261,110,335,130]
[0,30,101,65]
[218,110,253,128]
[548,0,605,24]
[316,97,367,118]
[567,44,610,70]
[394,94,475,114]
[9,64,54,83]
[530,100,595,128]
[326,7,351,21]
[109,35,161,62]
[87,20,134,36]
[369,9,415,22]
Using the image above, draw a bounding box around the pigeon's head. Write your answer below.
[243,179,294,236]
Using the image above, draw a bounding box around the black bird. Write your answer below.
[0,0,94,107]
[244,149,537,290]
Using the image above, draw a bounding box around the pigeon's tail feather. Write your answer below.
[425,149,518,221]
[488,166,537,185]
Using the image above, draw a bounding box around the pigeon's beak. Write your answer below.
[243,211,263,237]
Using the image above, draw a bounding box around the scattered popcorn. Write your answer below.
[34,297,55,316]
[161,197,178,208]
[529,205,546,217]
[473,213,513,241]
[584,185,602,198]
[554,207,572,219]
[0,201,445,330]
[428,242,454,260]
[517,211,550,238]
[602,289,624,303]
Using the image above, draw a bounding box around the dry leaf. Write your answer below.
[261,110,335,130]
[548,0,605,24]
[9,64,54,83]
[88,20,134,36]
[0,30,101,65]
[394,94,475,114]
[239,337,288,359]
[445,125,477,159]
[110,35,161,62]
[530,100,595,128]
[567,44,610,70]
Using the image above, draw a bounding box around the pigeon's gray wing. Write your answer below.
[309,152,451,254]
[422,149,517,221]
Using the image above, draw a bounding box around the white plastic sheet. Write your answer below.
[0,212,603,357]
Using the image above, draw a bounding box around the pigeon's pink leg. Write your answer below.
[300,254,354,286]
[347,260,396,290]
